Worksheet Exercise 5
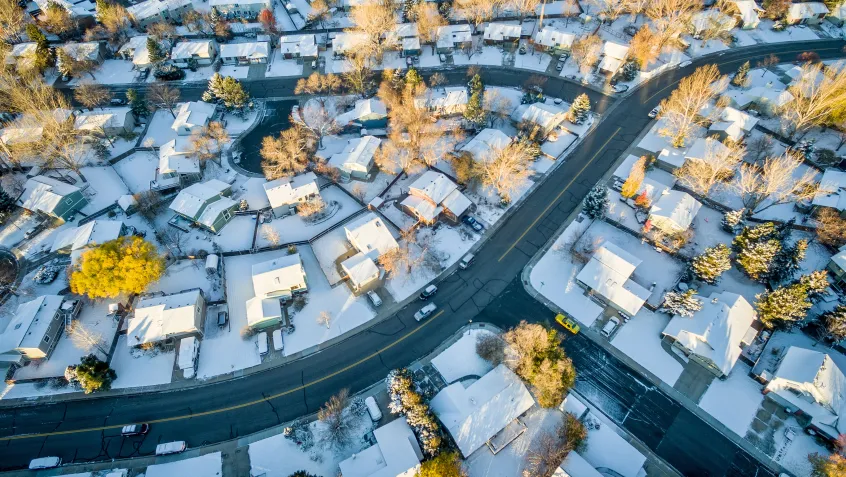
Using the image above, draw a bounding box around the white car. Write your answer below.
[155,441,186,456]
[601,317,620,337]
[367,290,382,307]
[648,107,660,118]
[414,303,437,321]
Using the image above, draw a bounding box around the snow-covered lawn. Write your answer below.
[113,150,158,194]
[78,166,131,215]
[337,172,393,205]
[0,211,67,257]
[749,21,819,43]
[431,329,495,383]
[266,52,304,77]
[110,336,175,389]
[454,46,504,66]
[0,381,76,400]
[152,212,257,255]
[611,308,683,386]
[773,415,831,477]
[145,451,222,477]
[684,204,735,256]
[147,259,225,302]
[70,60,138,85]
[698,363,763,436]
[141,109,180,147]
[513,51,552,72]
[311,225,354,285]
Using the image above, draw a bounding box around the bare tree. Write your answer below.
[67,321,109,356]
[146,21,177,41]
[646,0,702,47]
[378,228,437,276]
[476,141,533,203]
[134,190,163,220]
[476,332,505,366]
[733,151,818,214]
[295,73,342,108]
[43,3,76,37]
[308,0,337,31]
[318,388,353,450]
[342,51,375,97]
[756,54,779,76]
[147,83,181,118]
[0,0,25,42]
[189,129,217,167]
[429,72,447,91]
[629,26,660,69]
[261,225,281,246]
[190,121,228,165]
[348,0,395,59]
[526,424,569,477]
[780,62,846,139]
[260,124,314,179]
[816,208,846,248]
[74,83,112,110]
[746,134,774,164]
[621,155,646,199]
[674,137,744,195]
[292,103,340,150]
[589,0,627,22]
[317,310,332,329]
[411,3,446,54]
[97,1,131,45]
[658,64,725,147]
[513,0,541,21]
[456,0,499,32]
[56,47,98,80]
[160,227,188,255]
[483,89,513,127]
[298,196,326,218]
[570,34,602,76]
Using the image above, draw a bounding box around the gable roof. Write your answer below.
[533,28,576,49]
[339,417,422,477]
[813,169,846,212]
[437,24,473,49]
[159,137,200,174]
[483,23,521,41]
[219,41,269,59]
[279,34,318,57]
[252,254,306,297]
[168,179,230,219]
[345,212,398,257]
[263,172,319,209]
[335,98,387,126]
[0,296,63,354]
[328,136,381,171]
[409,170,458,204]
[50,220,123,253]
[127,290,203,346]
[172,101,216,132]
[515,102,568,131]
[19,176,81,214]
[460,128,511,160]
[171,40,215,60]
[74,107,132,132]
[341,252,379,287]
[601,41,629,60]
[649,190,702,230]
[576,242,650,316]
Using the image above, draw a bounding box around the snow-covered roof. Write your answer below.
[437,24,473,49]
[663,292,756,376]
[385,23,419,47]
[74,107,132,132]
[118,194,137,212]
[19,175,81,214]
[788,2,829,20]
[35,0,95,16]
[430,364,535,457]
[460,128,511,160]
[401,195,441,223]
[556,452,603,477]
[263,172,319,209]
[813,169,846,212]
[159,137,200,174]
[745,86,794,108]
[118,35,163,66]
[172,101,216,133]
[731,0,763,26]
[720,106,758,131]
[252,254,307,298]
[576,242,650,316]
[832,2,846,20]
[533,28,575,49]
[220,41,269,60]
[336,98,387,126]
[0,296,63,354]
[598,56,624,73]
[245,296,282,327]
[328,136,381,173]
[209,0,269,5]
[483,23,521,41]
[649,190,702,231]
[333,32,368,54]
[171,40,216,60]
[419,87,469,113]
[690,9,736,33]
[339,417,422,477]
[127,290,203,347]
[409,170,459,204]
[0,126,44,145]
[684,137,727,162]
[345,212,398,257]
[515,102,568,131]
[6,42,36,65]
[50,220,123,253]
[341,252,379,287]
[196,196,236,229]
[279,34,318,57]
[60,42,101,62]
[442,189,472,217]
[169,179,230,219]
[601,41,629,60]
[832,245,846,271]
[127,0,191,20]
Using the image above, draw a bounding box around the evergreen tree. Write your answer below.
[736,239,780,282]
[690,243,732,284]
[732,61,750,87]
[209,7,221,28]
[822,306,846,343]
[404,67,422,88]
[583,184,608,219]
[64,354,116,393]
[202,73,250,112]
[732,221,778,252]
[0,187,14,215]
[721,208,745,233]
[469,72,484,96]
[568,93,590,124]
[25,24,54,73]
[126,88,148,118]
[146,37,165,64]
[756,272,828,329]
[659,289,703,317]
[621,60,638,81]
[768,238,807,284]
[463,91,486,127]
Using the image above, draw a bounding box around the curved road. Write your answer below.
[3,39,845,474]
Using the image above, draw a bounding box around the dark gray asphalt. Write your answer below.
[2,39,844,474]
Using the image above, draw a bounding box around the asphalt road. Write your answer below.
[2,39,845,474]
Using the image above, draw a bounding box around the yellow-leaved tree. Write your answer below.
[70,236,165,299]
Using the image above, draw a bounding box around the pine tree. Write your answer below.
[568,93,590,124]
[621,60,638,81]
[209,7,221,28]
[288,472,319,477]
[732,222,778,252]
[126,88,148,118]
[756,272,827,329]
[736,239,780,282]
[146,37,165,64]
[0,187,14,215]
[768,238,807,284]
[690,243,732,284]
[660,289,703,317]
[822,305,846,343]
[64,354,116,394]
[732,61,750,87]
[583,184,608,219]
[202,73,250,112]
[464,91,486,127]
[469,73,484,96]
[404,68,422,89]
[26,24,54,73]
[721,208,745,234]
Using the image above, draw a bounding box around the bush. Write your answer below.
[475,332,505,366]
[241,325,257,340]
[64,354,116,394]
[154,64,185,81]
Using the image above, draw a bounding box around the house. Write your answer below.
[59,41,106,66]
[0,296,67,364]
[689,9,737,37]
[827,245,846,290]
[648,190,702,235]
[436,25,473,53]
[730,0,763,29]
[401,171,472,225]
[708,107,758,143]
[172,101,217,136]
[741,87,794,114]
[512,102,568,135]
[127,0,193,28]
[17,175,88,221]
[278,34,318,62]
[246,254,307,329]
[328,136,381,181]
[829,2,846,26]
[598,41,629,75]
[262,172,320,218]
[333,32,369,58]
[662,292,757,378]
[684,137,729,166]
[127,289,207,347]
[209,0,270,19]
[155,137,201,190]
[430,364,535,457]
[74,107,135,136]
[50,219,125,262]
[220,41,270,65]
[171,40,218,67]
[4,43,37,71]
[335,98,388,130]
[483,23,521,46]
[460,128,511,161]
[786,2,829,24]
[812,169,846,217]
[386,23,421,57]
[763,347,846,441]
[655,147,689,171]
[117,35,166,69]
[532,28,576,52]
[338,417,422,477]
[33,0,95,19]
[168,179,238,233]
[575,241,650,318]
[341,212,398,292]
[418,87,469,117]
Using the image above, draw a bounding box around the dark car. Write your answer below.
[121,424,149,436]
[462,215,484,232]
[419,284,437,300]
[110,98,127,106]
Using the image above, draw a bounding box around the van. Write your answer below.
[364,396,382,421]
[419,285,437,300]
[29,456,61,469]
[155,441,186,456]
[366,290,382,307]
[458,253,475,270]
[257,332,268,356]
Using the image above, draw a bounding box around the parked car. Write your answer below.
[555,61,564,71]
[612,84,629,93]
[439,53,447,62]
[601,317,620,337]
[365,396,382,421]
[648,106,660,118]
[458,253,475,270]
[155,441,186,456]
[29,457,61,470]
[121,424,150,436]
[110,98,127,106]
[257,332,268,356]
[414,303,437,321]
[463,215,484,232]
[679,60,692,68]
[555,313,580,334]
[518,45,527,54]
[272,329,284,351]
[366,290,382,307]
[419,284,437,300]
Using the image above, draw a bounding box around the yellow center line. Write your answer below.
[2,310,446,441]
[498,128,621,262]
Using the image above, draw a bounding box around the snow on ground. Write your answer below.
[70,60,138,85]
[698,363,763,436]
[773,415,831,477]
[110,336,175,389]
[222,108,260,136]
[0,381,76,400]
[696,263,766,306]
[147,259,224,302]
[749,21,819,43]
[611,308,683,386]
[283,245,376,356]
[684,205,734,256]
[145,451,222,477]
[78,166,131,215]
[337,172,393,205]
[235,177,272,210]
[513,51,551,72]
[683,36,730,57]
[311,225,353,285]
[152,212,256,255]
[266,52,304,77]
[418,48,441,68]
[113,150,158,194]
[142,109,179,147]
[454,46,504,66]
[0,211,68,257]
[431,329,495,383]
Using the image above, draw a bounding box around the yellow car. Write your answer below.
[555,314,580,334]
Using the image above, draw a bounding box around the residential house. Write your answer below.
[662,292,757,378]
[118,36,167,69]
[171,40,218,68]
[418,87,469,117]
[763,347,846,441]
[575,241,650,318]
[4,43,37,71]
[262,172,320,218]
[786,2,829,24]
[483,23,521,48]
[172,101,217,136]
[155,136,201,190]
[127,289,207,348]
[333,32,369,58]
[33,0,95,19]
[812,169,846,217]
[168,179,238,233]
[341,212,398,293]
[436,25,473,54]
[827,245,846,290]
[338,417,423,477]
[598,41,629,75]
[127,0,193,28]
[17,175,88,221]
[50,219,125,262]
[829,1,846,26]
[512,102,568,136]
[278,34,318,62]
[728,86,794,114]
[730,0,763,29]
[460,128,511,161]
[246,254,308,329]
[209,0,270,19]
[400,171,473,225]
[59,41,106,66]
[220,41,270,65]
[689,9,737,37]
[335,98,388,131]
[430,364,535,457]
[532,28,576,53]
[0,296,68,364]
[74,107,135,136]
[648,190,702,235]
[328,136,381,181]
[386,23,421,57]
[684,137,729,167]
[708,106,758,143]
